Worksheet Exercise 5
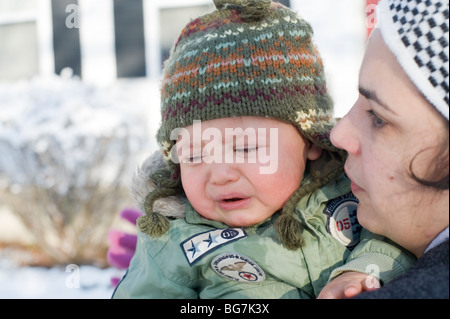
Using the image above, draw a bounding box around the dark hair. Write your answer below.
[410,120,449,190]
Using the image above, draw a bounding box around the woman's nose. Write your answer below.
[330,110,361,155]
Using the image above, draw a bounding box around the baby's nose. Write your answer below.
[208,163,240,185]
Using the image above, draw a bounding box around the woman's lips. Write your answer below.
[345,167,364,194]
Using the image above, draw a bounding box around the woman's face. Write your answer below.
[330,29,449,257]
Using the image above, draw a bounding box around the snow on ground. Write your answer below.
[0,258,120,299]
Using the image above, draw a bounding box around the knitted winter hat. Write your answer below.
[377,0,449,120]
[138,0,344,250]
[158,0,337,155]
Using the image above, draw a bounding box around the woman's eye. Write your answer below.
[367,110,386,128]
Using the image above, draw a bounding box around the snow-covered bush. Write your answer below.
[0,71,152,266]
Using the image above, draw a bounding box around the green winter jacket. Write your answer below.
[112,173,415,299]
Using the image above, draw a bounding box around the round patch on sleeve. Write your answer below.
[211,253,266,283]
[323,193,361,249]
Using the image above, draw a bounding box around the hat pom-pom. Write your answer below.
[214,0,271,22]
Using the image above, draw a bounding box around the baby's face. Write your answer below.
[176,116,322,227]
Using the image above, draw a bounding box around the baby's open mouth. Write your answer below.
[217,195,251,210]
[223,197,244,202]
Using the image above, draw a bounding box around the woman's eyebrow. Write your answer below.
[358,86,398,115]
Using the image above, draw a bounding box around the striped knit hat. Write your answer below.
[158,0,337,157]
[138,0,344,250]
[377,0,449,120]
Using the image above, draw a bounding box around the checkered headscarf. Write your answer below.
[377,0,449,120]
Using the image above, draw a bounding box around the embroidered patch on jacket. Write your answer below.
[211,252,266,283]
[181,228,247,266]
[323,193,361,250]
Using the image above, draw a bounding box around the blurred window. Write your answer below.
[114,0,146,78]
[0,0,39,82]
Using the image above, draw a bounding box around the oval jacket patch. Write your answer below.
[211,253,266,283]
[323,193,361,250]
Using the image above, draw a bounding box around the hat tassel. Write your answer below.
[137,186,177,237]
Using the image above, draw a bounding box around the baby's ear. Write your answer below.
[307,143,323,161]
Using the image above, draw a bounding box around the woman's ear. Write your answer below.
[307,143,323,161]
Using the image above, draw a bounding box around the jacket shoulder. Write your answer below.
[355,241,449,299]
